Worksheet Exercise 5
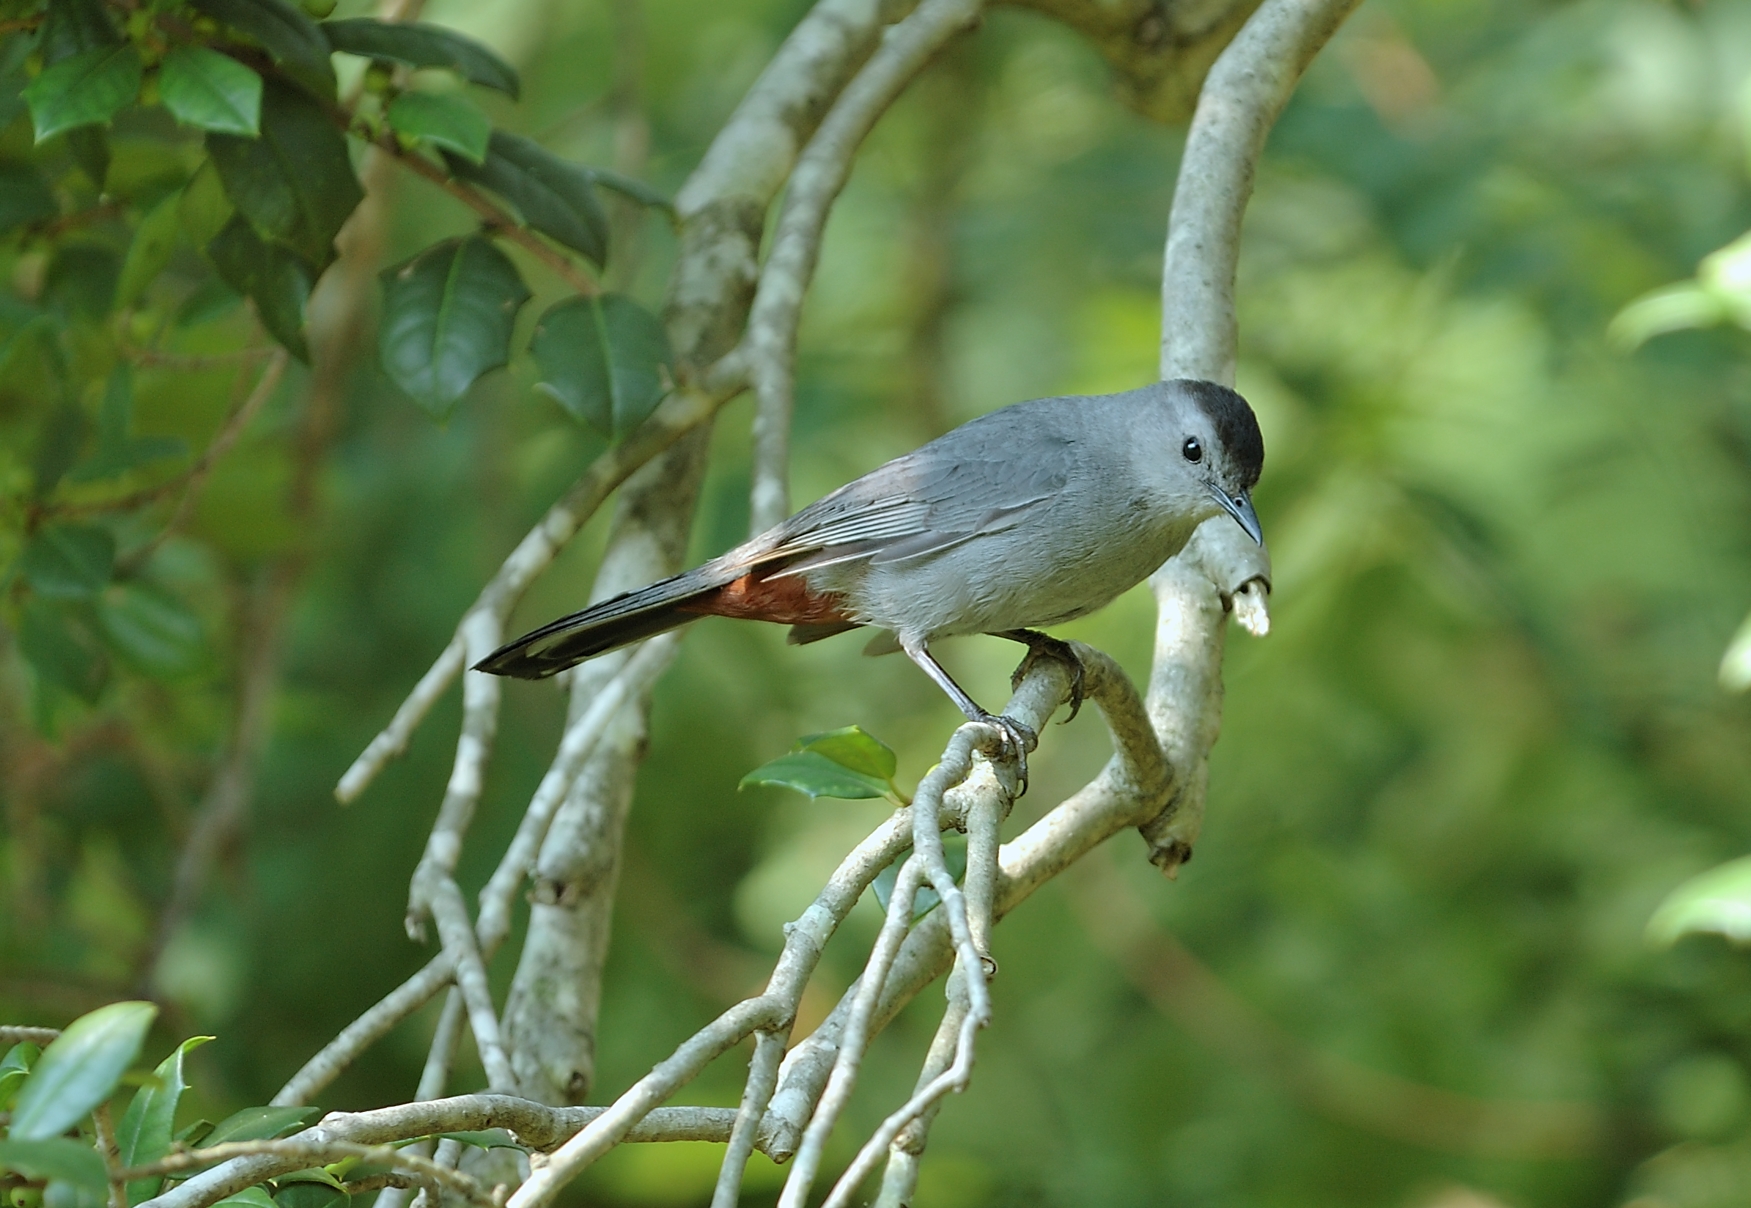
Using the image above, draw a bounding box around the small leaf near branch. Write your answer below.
[871,839,968,919]
[159,48,263,137]
[203,1105,323,1147]
[530,294,672,438]
[799,726,897,781]
[20,524,115,600]
[437,1130,525,1151]
[17,600,109,705]
[0,1139,108,1192]
[206,216,316,361]
[99,584,205,680]
[23,44,142,143]
[7,1000,158,1142]
[188,0,335,100]
[116,1036,214,1204]
[740,751,892,801]
[378,236,530,418]
[445,132,608,267]
[387,91,489,164]
[321,19,520,98]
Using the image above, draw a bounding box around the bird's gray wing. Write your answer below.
[761,426,1075,576]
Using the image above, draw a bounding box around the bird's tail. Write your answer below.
[474,563,741,680]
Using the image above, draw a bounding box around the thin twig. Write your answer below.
[870,974,970,1208]
[710,1030,785,1208]
[743,0,986,533]
[92,1103,126,1208]
[0,1025,61,1045]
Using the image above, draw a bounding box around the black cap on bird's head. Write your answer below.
[1172,378,1265,546]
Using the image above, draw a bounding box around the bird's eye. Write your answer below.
[1182,437,1203,464]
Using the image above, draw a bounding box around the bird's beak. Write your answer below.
[1211,486,1263,545]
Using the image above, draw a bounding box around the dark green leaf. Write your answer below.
[206,215,315,361]
[159,48,262,136]
[32,404,90,500]
[174,1120,215,1147]
[8,1001,157,1141]
[24,45,142,143]
[446,132,607,266]
[65,126,107,190]
[188,0,334,100]
[98,583,205,679]
[271,1183,345,1208]
[386,91,488,164]
[871,840,966,919]
[530,294,672,437]
[17,599,108,703]
[178,159,234,250]
[117,192,186,311]
[378,236,529,418]
[798,726,898,781]
[0,1140,107,1192]
[214,1190,276,1208]
[586,166,672,214]
[42,244,119,321]
[739,750,891,800]
[0,163,59,235]
[207,80,362,270]
[320,19,519,98]
[20,524,115,600]
[437,1130,525,1151]
[203,1106,320,1147]
[116,1037,213,1205]
[37,0,121,66]
[175,278,242,328]
[272,1169,345,1190]
[70,365,186,482]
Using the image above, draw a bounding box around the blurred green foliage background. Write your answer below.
[10,0,1751,1205]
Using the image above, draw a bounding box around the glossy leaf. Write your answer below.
[203,1106,321,1147]
[24,45,142,143]
[117,193,187,312]
[387,91,489,163]
[0,1043,40,1110]
[586,166,673,213]
[871,840,967,919]
[206,215,316,361]
[188,0,335,99]
[798,726,898,782]
[116,1036,213,1205]
[16,601,108,704]
[446,132,608,266]
[214,1190,277,1208]
[320,19,519,97]
[0,1140,107,1191]
[9,1001,157,1141]
[20,524,115,600]
[378,236,530,417]
[271,1183,345,1208]
[159,48,262,136]
[1649,856,1751,946]
[0,163,59,235]
[739,750,891,800]
[530,294,672,437]
[98,584,205,679]
[207,80,362,270]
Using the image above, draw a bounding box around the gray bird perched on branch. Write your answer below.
[478,379,1264,783]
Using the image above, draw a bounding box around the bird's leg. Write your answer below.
[899,635,1036,795]
[994,629,1086,723]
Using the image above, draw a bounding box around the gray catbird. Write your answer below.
[478,379,1264,771]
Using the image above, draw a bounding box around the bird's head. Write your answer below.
[1166,378,1265,545]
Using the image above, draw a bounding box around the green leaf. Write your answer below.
[98,583,205,679]
[0,163,59,235]
[70,366,185,484]
[586,166,672,214]
[117,192,187,311]
[871,839,966,919]
[530,294,672,437]
[1721,609,1751,692]
[32,403,90,500]
[445,132,608,267]
[214,1189,277,1208]
[42,244,119,321]
[272,1169,345,1191]
[17,600,109,704]
[0,1140,107,1192]
[159,48,262,136]
[739,750,891,800]
[437,1130,524,1151]
[116,1036,213,1205]
[206,215,315,361]
[0,1043,40,1110]
[798,726,897,782]
[20,524,115,600]
[174,1120,215,1147]
[65,126,108,190]
[24,45,142,143]
[271,1183,345,1208]
[1650,856,1751,946]
[178,159,234,250]
[203,1106,321,1147]
[37,0,122,65]
[207,80,362,270]
[9,1001,158,1141]
[188,0,335,100]
[320,19,519,98]
[386,91,488,164]
[378,236,529,418]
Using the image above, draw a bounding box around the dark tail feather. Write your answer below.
[474,566,734,680]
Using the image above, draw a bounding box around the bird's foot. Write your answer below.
[973,711,1036,797]
[1005,631,1087,723]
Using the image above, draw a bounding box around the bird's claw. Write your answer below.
[1008,633,1087,723]
[975,711,1036,797]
